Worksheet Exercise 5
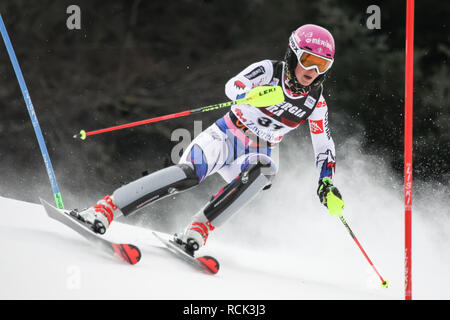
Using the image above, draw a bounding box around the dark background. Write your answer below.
[0,1,448,211]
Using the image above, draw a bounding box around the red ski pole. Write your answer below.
[74,85,284,140]
[339,215,388,288]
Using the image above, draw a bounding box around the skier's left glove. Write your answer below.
[317,177,345,216]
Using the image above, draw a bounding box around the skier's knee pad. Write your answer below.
[240,153,278,181]
[202,154,277,226]
[112,164,199,216]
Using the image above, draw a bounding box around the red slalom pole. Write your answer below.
[339,216,388,287]
[404,0,415,301]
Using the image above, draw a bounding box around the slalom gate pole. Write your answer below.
[339,215,388,288]
[0,15,64,209]
[404,0,415,301]
[74,85,284,140]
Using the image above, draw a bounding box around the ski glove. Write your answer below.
[317,177,345,216]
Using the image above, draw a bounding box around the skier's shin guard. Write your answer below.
[181,155,277,247]
[112,164,199,216]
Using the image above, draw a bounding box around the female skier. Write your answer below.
[74,24,345,256]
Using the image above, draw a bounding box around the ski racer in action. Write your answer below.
[74,24,345,256]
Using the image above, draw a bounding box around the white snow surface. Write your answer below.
[1,137,449,300]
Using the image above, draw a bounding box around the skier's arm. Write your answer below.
[308,96,336,180]
[224,60,274,100]
[308,97,344,215]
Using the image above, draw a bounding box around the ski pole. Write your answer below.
[0,15,64,209]
[338,215,388,288]
[74,85,284,140]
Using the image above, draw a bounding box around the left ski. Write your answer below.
[40,198,141,265]
[152,231,219,274]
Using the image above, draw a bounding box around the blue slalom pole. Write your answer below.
[0,15,64,209]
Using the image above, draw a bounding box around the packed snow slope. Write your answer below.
[1,136,449,299]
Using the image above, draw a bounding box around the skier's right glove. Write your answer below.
[317,177,345,217]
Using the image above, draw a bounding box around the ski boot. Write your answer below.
[72,195,121,234]
[172,220,214,257]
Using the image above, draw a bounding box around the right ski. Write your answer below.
[152,231,219,274]
[40,198,141,265]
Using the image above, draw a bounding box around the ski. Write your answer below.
[152,231,219,274]
[40,198,141,265]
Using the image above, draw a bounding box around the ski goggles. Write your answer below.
[297,49,334,74]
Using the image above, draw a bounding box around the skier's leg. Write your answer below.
[177,123,229,181]
[75,164,199,234]
[112,164,199,216]
[77,123,228,234]
[110,122,228,217]
[175,153,277,255]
